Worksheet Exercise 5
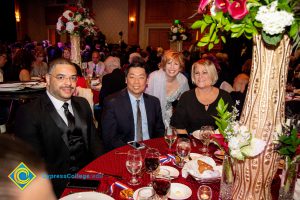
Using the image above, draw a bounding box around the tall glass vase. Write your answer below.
[170,40,183,52]
[278,160,299,200]
[70,34,81,65]
[220,155,234,200]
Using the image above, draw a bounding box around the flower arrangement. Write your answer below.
[56,3,99,37]
[276,119,300,199]
[169,20,190,42]
[191,0,300,50]
[211,98,266,160]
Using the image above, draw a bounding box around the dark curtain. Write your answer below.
[0,0,16,43]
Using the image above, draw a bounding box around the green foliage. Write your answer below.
[213,98,231,137]
[278,128,300,159]
[191,0,300,50]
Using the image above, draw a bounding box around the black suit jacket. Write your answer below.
[99,68,126,107]
[101,89,165,151]
[15,93,97,197]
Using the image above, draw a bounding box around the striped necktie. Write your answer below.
[136,100,143,141]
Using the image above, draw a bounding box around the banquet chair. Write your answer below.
[76,87,98,127]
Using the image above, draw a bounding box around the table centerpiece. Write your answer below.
[191,0,300,199]
[56,1,99,65]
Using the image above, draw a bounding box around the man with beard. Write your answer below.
[15,58,97,198]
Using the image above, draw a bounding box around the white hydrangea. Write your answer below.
[56,17,64,31]
[66,21,75,33]
[255,1,294,35]
[63,10,74,20]
[74,14,82,22]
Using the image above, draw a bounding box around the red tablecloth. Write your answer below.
[61,137,280,199]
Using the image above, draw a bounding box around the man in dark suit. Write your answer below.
[99,56,126,107]
[15,58,97,197]
[101,61,165,151]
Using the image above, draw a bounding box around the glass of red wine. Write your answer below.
[144,148,160,180]
[152,168,171,200]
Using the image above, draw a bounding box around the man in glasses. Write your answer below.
[15,58,97,198]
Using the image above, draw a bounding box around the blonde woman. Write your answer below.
[145,50,189,126]
[170,59,233,134]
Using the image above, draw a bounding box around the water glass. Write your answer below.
[197,185,212,200]
[126,149,142,185]
[164,126,177,151]
[176,137,191,168]
[137,187,156,200]
[199,126,214,155]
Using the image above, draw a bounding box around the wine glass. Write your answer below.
[145,148,160,180]
[197,185,212,200]
[164,126,177,152]
[199,126,214,155]
[152,168,171,200]
[176,137,191,168]
[126,149,142,185]
[137,187,156,200]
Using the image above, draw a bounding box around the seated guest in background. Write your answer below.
[11,49,33,81]
[99,56,126,107]
[15,58,97,197]
[171,59,233,134]
[0,135,56,200]
[87,51,105,77]
[145,50,189,126]
[31,50,48,78]
[0,47,7,82]
[101,60,165,151]
[62,47,71,61]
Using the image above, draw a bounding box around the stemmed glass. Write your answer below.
[197,185,212,200]
[164,126,177,152]
[137,187,156,200]
[126,149,142,185]
[176,137,191,168]
[152,168,171,200]
[144,148,160,180]
[199,126,214,155]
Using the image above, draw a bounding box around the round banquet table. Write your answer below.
[61,137,281,200]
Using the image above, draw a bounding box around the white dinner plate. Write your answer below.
[184,153,203,162]
[192,130,201,140]
[0,83,23,88]
[169,183,192,200]
[30,82,46,89]
[0,86,24,91]
[133,187,153,200]
[159,166,179,179]
[59,191,114,200]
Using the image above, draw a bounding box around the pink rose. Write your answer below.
[215,0,230,13]
[228,0,248,20]
[198,0,210,13]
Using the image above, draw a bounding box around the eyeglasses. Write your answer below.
[49,74,78,82]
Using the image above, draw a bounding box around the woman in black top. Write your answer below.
[171,58,233,134]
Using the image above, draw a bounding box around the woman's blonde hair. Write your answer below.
[191,59,218,85]
[160,50,185,70]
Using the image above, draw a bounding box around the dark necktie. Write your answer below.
[93,64,97,78]
[62,102,75,130]
[136,100,143,142]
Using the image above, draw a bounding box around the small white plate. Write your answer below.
[59,191,114,200]
[192,130,201,140]
[214,150,225,160]
[133,187,153,200]
[160,166,179,179]
[169,183,192,200]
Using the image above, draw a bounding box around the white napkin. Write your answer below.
[181,156,221,180]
